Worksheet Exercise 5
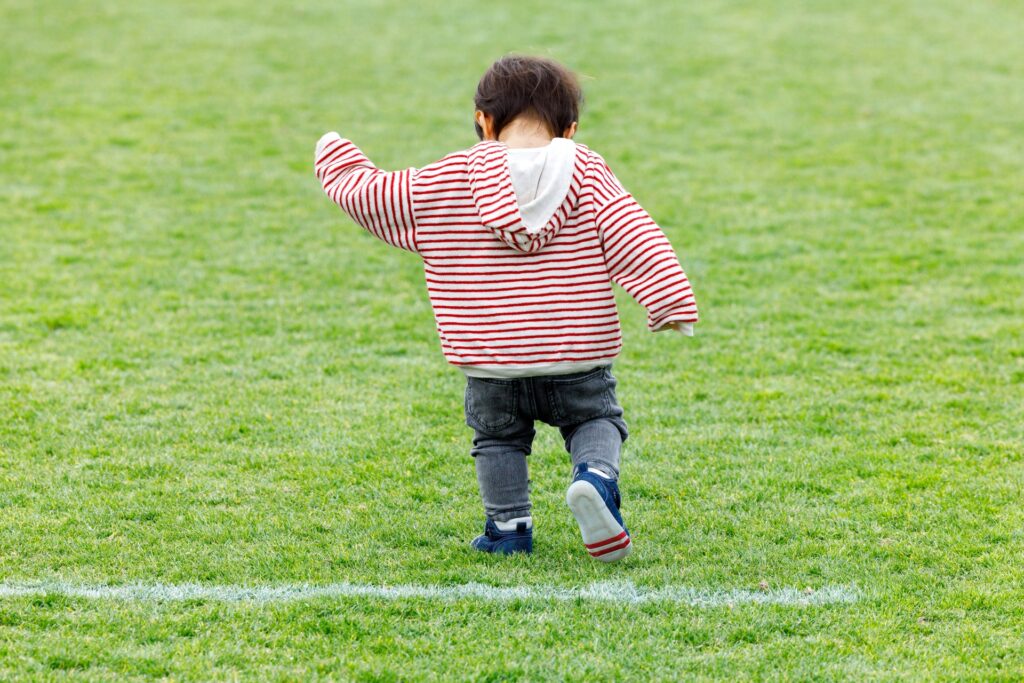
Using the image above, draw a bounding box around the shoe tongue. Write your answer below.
[494,516,532,532]
[576,462,613,480]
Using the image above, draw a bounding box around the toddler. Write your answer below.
[314,55,697,562]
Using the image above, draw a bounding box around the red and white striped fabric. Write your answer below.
[314,133,698,376]
[586,530,632,559]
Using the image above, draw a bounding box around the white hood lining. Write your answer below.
[507,138,577,235]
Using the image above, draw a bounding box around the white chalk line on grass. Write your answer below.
[0,580,858,607]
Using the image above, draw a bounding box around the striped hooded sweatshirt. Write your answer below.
[314,132,698,378]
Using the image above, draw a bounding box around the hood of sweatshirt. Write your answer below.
[466,138,582,253]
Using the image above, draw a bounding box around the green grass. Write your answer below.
[2,0,1023,679]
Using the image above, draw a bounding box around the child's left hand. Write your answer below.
[658,321,695,336]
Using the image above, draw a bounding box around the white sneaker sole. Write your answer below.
[566,480,632,562]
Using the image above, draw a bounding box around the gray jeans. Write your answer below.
[464,366,629,522]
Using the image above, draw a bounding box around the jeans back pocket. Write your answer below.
[465,377,519,433]
[546,367,616,425]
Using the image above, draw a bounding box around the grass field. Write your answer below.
[2,0,1023,679]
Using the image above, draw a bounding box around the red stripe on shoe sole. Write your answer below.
[584,530,628,549]
[589,537,631,557]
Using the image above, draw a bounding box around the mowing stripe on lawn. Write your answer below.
[0,580,858,607]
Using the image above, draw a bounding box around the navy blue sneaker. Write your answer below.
[566,463,632,562]
[470,519,533,555]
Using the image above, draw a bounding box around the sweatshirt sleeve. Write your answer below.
[594,163,698,333]
[314,132,418,253]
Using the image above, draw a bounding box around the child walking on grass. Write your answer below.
[315,55,697,562]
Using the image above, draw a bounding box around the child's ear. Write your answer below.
[475,111,496,140]
[564,121,578,139]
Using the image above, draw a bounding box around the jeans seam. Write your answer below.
[547,366,607,387]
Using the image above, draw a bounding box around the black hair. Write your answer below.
[474,55,583,140]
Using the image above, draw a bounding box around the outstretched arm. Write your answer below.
[597,192,698,334]
[314,132,418,253]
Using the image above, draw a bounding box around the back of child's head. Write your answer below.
[474,55,583,140]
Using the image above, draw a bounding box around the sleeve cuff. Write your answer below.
[316,131,341,159]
